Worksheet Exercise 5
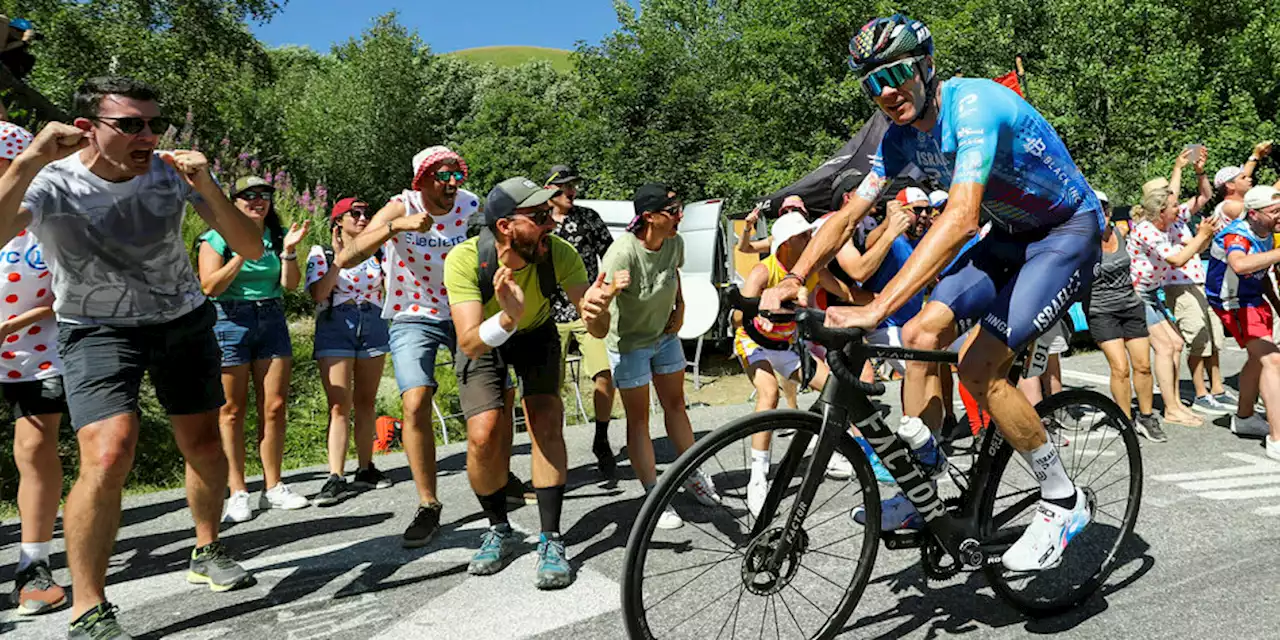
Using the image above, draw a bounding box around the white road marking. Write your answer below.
[1151,452,1280,514]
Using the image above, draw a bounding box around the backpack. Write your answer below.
[466,211,557,304]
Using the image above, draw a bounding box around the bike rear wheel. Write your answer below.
[979,389,1143,616]
[621,410,881,639]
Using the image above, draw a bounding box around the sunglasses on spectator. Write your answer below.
[435,170,466,183]
[515,207,552,226]
[858,56,924,96]
[237,190,273,202]
[656,202,684,217]
[347,207,373,219]
[92,116,172,135]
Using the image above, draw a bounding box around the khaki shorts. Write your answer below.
[557,319,611,386]
[1165,284,1225,357]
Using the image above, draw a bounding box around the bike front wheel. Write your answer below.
[979,389,1143,616]
[621,409,881,639]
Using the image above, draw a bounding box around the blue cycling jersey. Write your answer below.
[857,78,1102,233]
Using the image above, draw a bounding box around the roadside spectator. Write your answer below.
[604,183,718,529]
[737,204,771,255]
[1128,167,1217,427]
[336,146,477,548]
[1084,190,1162,440]
[0,123,68,616]
[1154,150,1235,415]
[444,176,615,590]
[0,76,261,638]
[306,197,392,506]
[1205,186,1280,459]
[545,164,619,479]
[1212,141,1275,223]
[928,189,948,215]
[197,176,311,521]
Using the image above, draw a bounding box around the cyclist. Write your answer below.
[763,14,1103,572]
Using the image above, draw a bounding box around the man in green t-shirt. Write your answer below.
[444,177,621,591]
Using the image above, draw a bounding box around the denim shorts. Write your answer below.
[608,333,686,390]
[314,302,391,360]
[213,298,293,367]
[388,318,456,393]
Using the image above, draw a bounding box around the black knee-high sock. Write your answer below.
[477,488,508,527]
[535,485,566,533]
[594,420,610,448]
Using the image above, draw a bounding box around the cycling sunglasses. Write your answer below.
[434,169,466,184]
[93,116,173,136]
[858,56,924,96]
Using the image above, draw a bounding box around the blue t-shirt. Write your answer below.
[857,78,1102,233]
[862,236,925,328]
[1207,218,1274,310]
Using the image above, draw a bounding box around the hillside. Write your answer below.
[448,45,573,72]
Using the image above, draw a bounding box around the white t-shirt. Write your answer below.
[305,245,384,310]
[0,230,59,381]
[20,153,206,326]
[381,188,478,321]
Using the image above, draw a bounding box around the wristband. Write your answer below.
[479,314,516,348]
[782,272,805,286]
[281,252,297,261]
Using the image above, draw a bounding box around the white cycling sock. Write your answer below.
[18,541,51,571]
[1021,441,1074,501]
[750,448,770,477]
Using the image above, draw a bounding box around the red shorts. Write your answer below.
[1214,304,1274,348]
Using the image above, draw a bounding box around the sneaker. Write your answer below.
[1001,489,1091,572]
[505,472,537,507]
[593,441,617,481]
[1193,395,1232,416]
[260,482,310,511]
[682,469,722,506]
[747,473,768,518]
[10,560,67,615]
[1231,413,1270,438]
[656,506,684,530]
[352,463,393,490]
[403,503,443,548]
[825,452,853,480]
[312,474,349,507]
[468,524,518,576]
[1267,436,1280,461]
[186,541,252,592]
[68,602,130,640]
[1213,391,1240,410]
[851,493,923,531]
[223,490,253,523]
[534,533,573,590]
[1134,414,1167,443]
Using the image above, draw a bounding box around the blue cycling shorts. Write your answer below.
[931,209,1102,350]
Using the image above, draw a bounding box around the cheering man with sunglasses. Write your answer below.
[336,145,477,548]
[0,76,264,638]
[763,15,1104,572]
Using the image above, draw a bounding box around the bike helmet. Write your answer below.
[848,15,937,122]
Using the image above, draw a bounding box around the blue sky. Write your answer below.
[249,1,640,53]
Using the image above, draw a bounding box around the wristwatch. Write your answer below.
[281,252,297,261]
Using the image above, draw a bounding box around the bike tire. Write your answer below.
[979,389,1143,616]
[621,410,881,639]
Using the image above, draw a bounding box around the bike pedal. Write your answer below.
[883,530,924,550]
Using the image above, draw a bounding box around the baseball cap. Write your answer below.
[411,146,468,191]
[1214,166,1244,190]
[929,190,948,208]
[770,212,814,256]
[543,164,581,186]
[628,183,678,232]
[484,177,560,225]
[330,196,365,221]
[779,195,808,215]
[231,175,273,197]
[1093,189,1109,204]
[829,168,865,212]
[895,187,929,206]
[1243,186,1280,211]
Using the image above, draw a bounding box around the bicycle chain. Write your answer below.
[919,497,966,581]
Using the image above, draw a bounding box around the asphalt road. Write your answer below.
[2,344,1278,639]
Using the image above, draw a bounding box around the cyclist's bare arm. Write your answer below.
[762,193,874,309]
[816,267,873,305]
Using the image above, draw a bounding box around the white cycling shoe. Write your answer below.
[1001,488,1091,572]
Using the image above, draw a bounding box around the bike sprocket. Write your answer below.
[919,497,966,582]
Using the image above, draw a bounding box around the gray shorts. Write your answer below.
[454,321,560,419]
[57,302,225,430]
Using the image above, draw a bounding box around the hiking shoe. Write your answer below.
[851,493,923,531]
[260,482,309,511]
[682,469,722,506]
[505,472,537,506]
[1193,395,1232,416]
[1231,413,1270,438]
[312,474,349,507]
[468,524,518,576]
[656,506,684,530]
[1002,489,1091,572]
[223,490,252,523]
[68,602,130,640]
[1134,413,1167,443]
[593,442,617,481]
[402,503,443,548]
[353,463,393,490]
[535,533,573,590]
[1213,391,1240,410]
[187,541,252,592]
[10,560,66,615]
